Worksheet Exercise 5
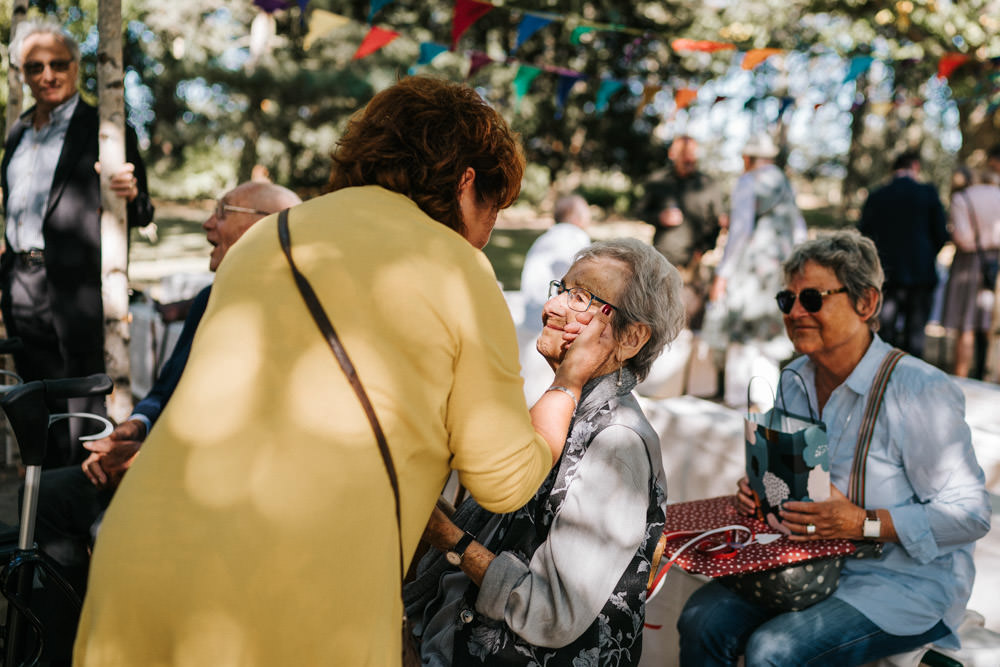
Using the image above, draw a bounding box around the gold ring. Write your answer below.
[806,523,816,535]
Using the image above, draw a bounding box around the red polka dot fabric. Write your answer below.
[662,496,856,578]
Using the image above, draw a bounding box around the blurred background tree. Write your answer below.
[1,0,998,222]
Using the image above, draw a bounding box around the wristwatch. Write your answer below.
[446,532,476,566]
[862,509,881,539]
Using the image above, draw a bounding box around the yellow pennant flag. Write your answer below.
[304,9,351,50]
[635,84,662,118]
[742,48,783,70]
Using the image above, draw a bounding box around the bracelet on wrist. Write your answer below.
[545,385,578,411]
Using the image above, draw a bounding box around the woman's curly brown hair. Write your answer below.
[327,76,525,236]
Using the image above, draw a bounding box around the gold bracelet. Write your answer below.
[545,385,578,411]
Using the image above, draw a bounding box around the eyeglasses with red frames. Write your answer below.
[21,59,73,77]
[775,287,847,314]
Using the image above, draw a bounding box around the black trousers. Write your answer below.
[878,284,935,359]
[0,259,106,467]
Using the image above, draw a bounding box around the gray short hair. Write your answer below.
[10,17,81,69]
[574,238,685,381]
[781,230,884,331]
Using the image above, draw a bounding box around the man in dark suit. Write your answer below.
[0,18,155,467]
[859,151,948,359]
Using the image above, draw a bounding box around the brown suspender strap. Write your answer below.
[848,348,906,506]
[276,209,405,584]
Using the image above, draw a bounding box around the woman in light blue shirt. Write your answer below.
[679,230,992,666]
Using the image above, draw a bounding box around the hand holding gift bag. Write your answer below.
[743,369,830,534]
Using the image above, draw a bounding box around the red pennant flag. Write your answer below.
[352,26,400,59]
[675,88,698,111]
[452,0,494,50]
[937,53,970,79]
[671,39,735,53]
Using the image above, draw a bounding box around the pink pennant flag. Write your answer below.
[452,0,494,50]
[742,48,783,70]
[352,26,400,59]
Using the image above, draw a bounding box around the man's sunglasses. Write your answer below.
[775,287,847,314]
[22,59,73,77]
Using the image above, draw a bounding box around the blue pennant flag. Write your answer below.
[368,0,395,23]
[555,74,585,119]
[515,14,555,52]
[843,56,874,84]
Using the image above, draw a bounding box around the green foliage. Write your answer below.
[1,0,998,209]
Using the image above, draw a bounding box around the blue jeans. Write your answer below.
[677,581,950,667]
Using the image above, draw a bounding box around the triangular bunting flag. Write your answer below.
[674,87,698,111]
[416,42,449,66]
[570,26,596,45]
[452,0,494,50]
[555,73,585,119]
[515,14,555,51]
[636,84,661,117]
[467,51,495,78]
[368,0,395,23]
[513,65,542,111]
[595,79,625,114]
[304,9,351,50]
[843,56,874,83]
[937,53,971,79]
[742,48,783,70]
[671,39,735,53]
[352,26,400,59]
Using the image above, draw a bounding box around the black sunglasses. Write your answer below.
[22,59,73,77]
[775,287,847,314]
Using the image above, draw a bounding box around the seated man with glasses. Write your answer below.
[28,180,301,663]
[0,17,155,468]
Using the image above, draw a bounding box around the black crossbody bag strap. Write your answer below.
[276,209,405,583]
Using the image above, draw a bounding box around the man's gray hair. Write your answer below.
[10,17,81,69]
[781,230,885,331]
[574,238,685,381]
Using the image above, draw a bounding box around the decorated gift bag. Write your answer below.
[743,369,830,533]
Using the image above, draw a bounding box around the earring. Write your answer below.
[617,364,624,387]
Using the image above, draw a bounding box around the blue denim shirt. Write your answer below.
[782,336,991,647]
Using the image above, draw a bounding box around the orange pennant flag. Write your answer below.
[674,88,698,111]
[742,48,783,70]
[635,84,662,118]
[671,39,735,53]
[352,26,400,59]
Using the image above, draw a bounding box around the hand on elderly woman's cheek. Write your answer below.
[559,309,616,370]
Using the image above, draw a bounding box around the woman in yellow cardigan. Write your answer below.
[74,77,615,666]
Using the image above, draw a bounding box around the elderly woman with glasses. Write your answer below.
[405,238,686,666]
[678,230,991,666]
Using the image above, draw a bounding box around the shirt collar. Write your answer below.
[48,93,80,127]
[841,334,890,397]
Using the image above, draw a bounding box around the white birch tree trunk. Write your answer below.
[97,0,132,422]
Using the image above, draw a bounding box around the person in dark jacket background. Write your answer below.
[859,150,948,359]
[1,17,155,466]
